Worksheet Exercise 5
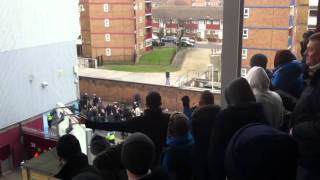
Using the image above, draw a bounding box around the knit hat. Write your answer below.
[90,135,110,156]
[121,133,155,175]
[225,123,298,180]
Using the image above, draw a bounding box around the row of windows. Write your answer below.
[104,43,146,56]
[79,3,147,13]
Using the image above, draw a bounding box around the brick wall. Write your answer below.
[79,77,221,111]
[245,0,290,6]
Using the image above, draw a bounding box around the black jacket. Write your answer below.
[139,169,169,180]
[191,105,220,180]
[55,153,99,180]
[208,102,267,180]
[86,108,170,165]
[292,69,320,179]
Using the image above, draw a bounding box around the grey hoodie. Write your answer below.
[245,67,284,129]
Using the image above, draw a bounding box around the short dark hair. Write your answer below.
[168,113,189,138]
[274,50,296,68]
[90,135,110,155]
[250,54,268,69]
[309,31,320,42]
[181,96,190,107]
[146,91,162,109]
[56,134,81,161]
[199,90,214,106]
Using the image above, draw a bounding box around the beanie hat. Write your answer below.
[90,135,110,156]
[121,133,155,175]
[225,123,298,180]
[56,134,82,161]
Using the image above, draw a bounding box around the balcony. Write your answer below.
[145,32,152,39]
[145,19,153,27]
[145,7,152,15]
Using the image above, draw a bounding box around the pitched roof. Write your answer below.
[152,6,223,20]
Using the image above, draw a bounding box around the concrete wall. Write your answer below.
[79,77,221,111]
[0,0,79,129]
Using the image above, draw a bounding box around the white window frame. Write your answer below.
[104,19,110,27]
[242,49,248,59]
[241,68,247,77]
[105,34,111,41]
[105,48,112,56]
[244,8,250,18]
[243,28,249,39]
[138,3,143,10]
[139,16,143,23]
[139,29,143,36]
[103,4,109,12]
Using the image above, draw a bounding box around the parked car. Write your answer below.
[152,39,164,46]
[161,36,177,43]
[181,37,195,43]
[177,40,194,47]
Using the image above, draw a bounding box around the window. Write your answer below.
[138,3,143,10]
[243,29,249,39]
[104,19,110,27]
[244,8,250,18]
[139,17,143,23]
[105,48,112,56]
[242,49,248,59]
[105,34,111,41]
[241,68,247,77]
[103,4,109,12]
[206,20,211,24]
[140,43,144,49]
[310,9,318,17]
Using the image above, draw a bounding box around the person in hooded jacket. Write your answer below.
[161,113,194,180]
[208,77,267,180]
[224,123,298,180]
[271,50,305,98]
[55,134,100,180]
[245,66,285,130]
[191,100,220,180]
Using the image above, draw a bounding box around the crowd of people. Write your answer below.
[54,31,320,180]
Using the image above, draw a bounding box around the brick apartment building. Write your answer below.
[242,0,309,70]
[152,0,222,7]
[79,0,153,63]
[153,7,223,40]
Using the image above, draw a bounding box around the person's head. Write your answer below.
[225,77,256,106]
[168,113,189,138]
[146,91,162,109]
[121,133,155,176]
[305,32,320,66]
[56,134,82,161]
[250,54,268,69]
[90,135,110,156]
[245,66,270,92]
[300,30,314,56]
[274,50,296,68]
[199,90,214,106]
[181,96,190,108]
[225,123,298,180]
[72,172,103,180]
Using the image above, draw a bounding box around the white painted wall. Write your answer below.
[0,0,79,128]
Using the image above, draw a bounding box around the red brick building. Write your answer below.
[242,0,308,70]
[79,0,153,63]
[152,6,223,40]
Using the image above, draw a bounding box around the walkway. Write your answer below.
[79,48,212,87]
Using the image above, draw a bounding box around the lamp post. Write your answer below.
[208,64,214,93]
